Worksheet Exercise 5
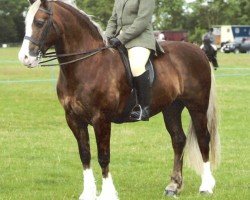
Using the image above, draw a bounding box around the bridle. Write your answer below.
[24,2,60,58]
[24,1,112,67]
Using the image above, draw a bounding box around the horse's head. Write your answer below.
[19,0,60,67]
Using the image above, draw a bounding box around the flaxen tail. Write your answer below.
[186,66,221,174]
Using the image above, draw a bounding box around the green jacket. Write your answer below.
[105,0,156,51]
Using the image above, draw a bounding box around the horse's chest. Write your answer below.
[60,96,85,116]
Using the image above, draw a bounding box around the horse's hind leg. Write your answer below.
[162,100,186,196]
[188,109,215,194]
[93,116,118,200]
[65,112,96,200]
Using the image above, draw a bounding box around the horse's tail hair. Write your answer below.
[186,65,220,174]
[207,66,221,169]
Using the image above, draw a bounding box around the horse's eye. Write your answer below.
[34,19,45,28]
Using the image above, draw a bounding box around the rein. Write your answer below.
[39,45,112,67]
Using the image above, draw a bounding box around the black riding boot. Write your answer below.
[130,70,150,121]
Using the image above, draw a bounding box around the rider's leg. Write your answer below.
[128,47,150,77]
[128,47,151,121]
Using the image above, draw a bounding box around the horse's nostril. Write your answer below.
[24,55,30,63]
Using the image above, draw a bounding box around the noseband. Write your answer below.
[24,2,60,56]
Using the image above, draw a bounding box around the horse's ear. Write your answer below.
[29,0,36,4]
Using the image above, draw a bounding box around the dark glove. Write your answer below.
[109,37,122,48]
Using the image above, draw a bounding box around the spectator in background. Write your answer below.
[202,28,217,51]
[201,28,219,70]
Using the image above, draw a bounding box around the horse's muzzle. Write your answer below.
[18,51,39,68]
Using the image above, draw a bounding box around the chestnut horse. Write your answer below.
[19,1,220,199]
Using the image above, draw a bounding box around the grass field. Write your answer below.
[0,48,250,200]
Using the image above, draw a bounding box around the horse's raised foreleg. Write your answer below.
[162,101,186,196]
[188,110,215,194]
[65,112,97,200]
[93,117,118,200]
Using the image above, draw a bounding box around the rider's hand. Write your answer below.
[109,37,122,48]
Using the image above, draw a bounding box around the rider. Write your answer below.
[203,28,215,44]
[201,28,219,69]
[105,0,157,121]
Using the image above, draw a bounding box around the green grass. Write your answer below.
[0,48,250,199]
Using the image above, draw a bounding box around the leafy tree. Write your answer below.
[76,0,114,28]
[227,0,250,24]
[0,16,17,43]
[154,0,185,30]
[0,0,28,43]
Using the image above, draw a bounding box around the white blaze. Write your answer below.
[18,0,41,67]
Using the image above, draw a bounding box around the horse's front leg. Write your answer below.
[93,117,119,200]
[65,112,97,200]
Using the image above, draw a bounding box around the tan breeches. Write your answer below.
[128,47,151,77]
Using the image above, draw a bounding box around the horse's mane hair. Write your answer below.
[50,0,107,43]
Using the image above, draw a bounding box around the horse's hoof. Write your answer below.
[165,189,177,197]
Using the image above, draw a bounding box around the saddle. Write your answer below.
[113,45,156,124]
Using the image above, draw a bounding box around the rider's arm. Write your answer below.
[117,0,155,44]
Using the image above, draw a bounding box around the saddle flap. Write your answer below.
[145,59,155,86]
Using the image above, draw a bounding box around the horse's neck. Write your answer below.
[54,3,104,55]
[54,2,107,84]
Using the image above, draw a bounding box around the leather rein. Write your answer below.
[40,45,112,67]
[24,1,112,67]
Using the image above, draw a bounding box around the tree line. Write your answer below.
[0,0,249,44]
